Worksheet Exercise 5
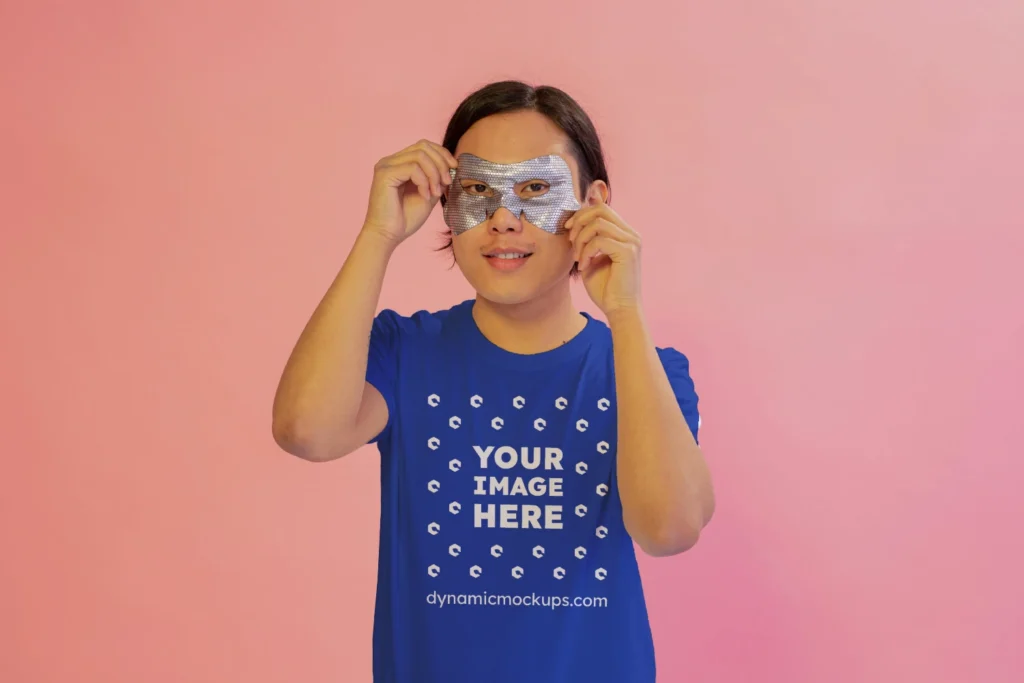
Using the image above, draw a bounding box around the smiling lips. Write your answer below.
[484,247,533,271]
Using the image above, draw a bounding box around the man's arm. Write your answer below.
[609,308,715,556]
[272,231,396,461]
[272,140,455,461]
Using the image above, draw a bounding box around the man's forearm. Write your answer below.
[608,307,715,556]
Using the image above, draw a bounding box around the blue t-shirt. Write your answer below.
[365,299,700,683]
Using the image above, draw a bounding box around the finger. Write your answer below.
[572,221,603,263]
[420,139,459,170]
[572,219,637,262]
[415,142,456,188]
[579,235,633,272]
[578,235,613,272]
[377,158,433,200]
[567,203,635,239]
[400,163,432,201]
[389,150,444,196]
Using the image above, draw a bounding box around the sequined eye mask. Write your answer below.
[443,153,581,235]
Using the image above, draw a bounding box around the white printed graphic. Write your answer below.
[424,389,617,597]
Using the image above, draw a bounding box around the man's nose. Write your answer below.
[488,206,524,233]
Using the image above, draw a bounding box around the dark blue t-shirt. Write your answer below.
[365,299,700,683]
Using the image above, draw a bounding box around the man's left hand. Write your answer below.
[566,199,643,318]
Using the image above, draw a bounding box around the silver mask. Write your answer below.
[443,153,581,235]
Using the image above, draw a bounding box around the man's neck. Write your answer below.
[472,287,587,355]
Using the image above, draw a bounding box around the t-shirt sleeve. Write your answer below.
[365,309,402,444]
[657,347,701,444]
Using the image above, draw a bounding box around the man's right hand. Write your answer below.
[361,140,459,246]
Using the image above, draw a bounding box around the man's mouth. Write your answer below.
[484,248,534,270]
[484,249,534,260]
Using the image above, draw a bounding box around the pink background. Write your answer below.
[2,1,1022,681]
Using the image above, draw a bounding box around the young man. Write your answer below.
[272,81,715,682]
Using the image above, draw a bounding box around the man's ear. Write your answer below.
[583,180,610,206]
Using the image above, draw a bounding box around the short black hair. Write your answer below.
[436,80,611,276]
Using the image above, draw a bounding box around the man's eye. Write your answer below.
[463,183,491,195]
[522,182,549,195]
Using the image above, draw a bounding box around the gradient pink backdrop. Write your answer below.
[2,2,1022,682]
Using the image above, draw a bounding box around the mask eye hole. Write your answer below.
[517,180,550,198]
[461,181,493,197]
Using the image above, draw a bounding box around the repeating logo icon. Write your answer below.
[576,419,589,432]
[491,545,504,558]
[491,417,504,430]
[427,564,440,577]
[576,462,588,475]
[532,545,545,559]
[448,544,461,557]
[427,480,440,493]
[574,546,587,559]
[428,394,440,407]
[596,484,609,496]
[595,568,608,581]
[511,566,524,579]
[575,504,588,518]
[597,441,610,454]
[555,397,568,410]
[449,416,462,429]
[428,437,440,450]
[428,522,440,535]
[597,398,610,411]
[448,501,461,514]
[469,565,482,578]
[534,418,547,431]
[513,396,526,409]
[553,567,566,580]
[449,459,461,472]
[595,525,609,539]
[470,395,483,408]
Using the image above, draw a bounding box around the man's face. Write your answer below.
[449,110,586,306]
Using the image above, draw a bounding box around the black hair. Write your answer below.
[436,81,610,276]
